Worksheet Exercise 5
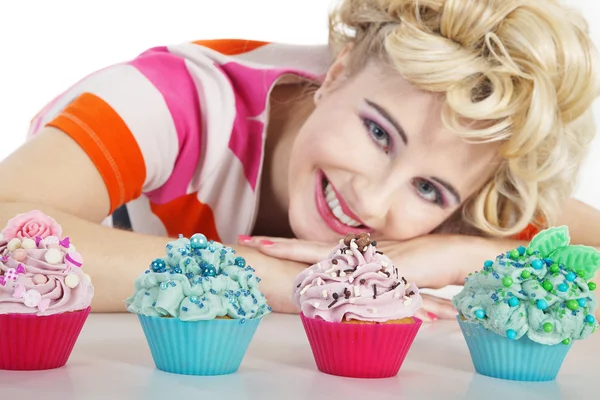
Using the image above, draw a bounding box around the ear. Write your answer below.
[314,44,353,104]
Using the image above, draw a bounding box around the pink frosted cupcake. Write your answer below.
[293,233,423,378]
[0,210,94,370]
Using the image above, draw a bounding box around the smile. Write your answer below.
[314,172,372,235]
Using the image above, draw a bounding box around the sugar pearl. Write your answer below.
[65,274,80,288]
[7,238,22,251]
[44,248,63,264]
[12,249,28,262]
[33,274,48,284]
[21,238,36,249]
[65,244,77,254]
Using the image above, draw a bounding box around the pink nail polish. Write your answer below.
[238,235,253,242]
[260,240,275,246]
[427,312,439,321]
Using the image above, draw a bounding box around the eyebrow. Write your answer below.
[431,177,462,204]
[365,99,408,145]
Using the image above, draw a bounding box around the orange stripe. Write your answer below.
[192,39,270,55]
[512,223,541,241]
[150,193,221,242]
[45,93,146,215]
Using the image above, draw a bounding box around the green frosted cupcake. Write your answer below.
[453,226,599,381]
[126,233,271,375]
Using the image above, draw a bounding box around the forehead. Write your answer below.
[346,63,502,191]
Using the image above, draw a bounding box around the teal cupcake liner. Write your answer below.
[138,315,261,375]
[457,317,572,382]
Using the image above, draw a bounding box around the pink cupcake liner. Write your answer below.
[300,313,422,378]
[0,307,91,370]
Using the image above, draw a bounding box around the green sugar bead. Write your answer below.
[589,282,597,291]
[549,264,560,273]
[502,276,513,287]
[521,270,531,279]
[542,281,553,291]
[566,300,579,311]
[509,249,520,259]
[562,338,571,345]
[543,322,554,333]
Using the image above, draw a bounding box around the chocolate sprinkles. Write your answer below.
[328,292,340,308]
[332,259,338,265]
[373,284,378,299]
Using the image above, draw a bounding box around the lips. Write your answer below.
[314,171,372,236]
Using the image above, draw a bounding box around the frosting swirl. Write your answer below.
[453,226,599,345]
[293,234,422,323]
[125,234,271,321]
[0,236,93,316]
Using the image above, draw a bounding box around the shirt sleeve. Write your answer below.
[29,47,204,215]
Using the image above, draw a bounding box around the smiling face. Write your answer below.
[286,58,501,242]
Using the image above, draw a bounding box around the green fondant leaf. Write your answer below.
[550,245,600,280]
[527,226,570,258]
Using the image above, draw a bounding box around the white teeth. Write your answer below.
[323,182,362,227]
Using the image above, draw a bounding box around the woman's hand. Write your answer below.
[237,234,492,321]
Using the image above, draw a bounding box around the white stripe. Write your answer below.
[126,195,168,237]
[29,64,179,193]
[196,150,258,243]
[165,46,237,192]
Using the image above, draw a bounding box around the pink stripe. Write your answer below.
[129,47,202,204]
[220,62,318,190]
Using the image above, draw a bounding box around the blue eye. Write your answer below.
[413,178,444,206]
[362,118,391,153]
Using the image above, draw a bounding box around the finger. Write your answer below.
[420,295,457,320]
[255,240,333,264]
[236,235,289,248]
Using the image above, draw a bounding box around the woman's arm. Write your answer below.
[0,129,304,313]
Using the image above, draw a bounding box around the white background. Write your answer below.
[0,0,598,209]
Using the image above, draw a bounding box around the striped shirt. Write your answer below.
[28,39,539,243]
[28,39,331,244]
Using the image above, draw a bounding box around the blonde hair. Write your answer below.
[329,0,599,237]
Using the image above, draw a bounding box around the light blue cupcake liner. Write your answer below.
[457,316,572,382]
[138,315,261,376]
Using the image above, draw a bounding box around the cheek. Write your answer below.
[387,199,450,239]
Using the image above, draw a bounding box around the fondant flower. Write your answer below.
[2,210,62,241]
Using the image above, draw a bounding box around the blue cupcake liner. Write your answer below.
[457,316,572,382]
[137,315,261,376]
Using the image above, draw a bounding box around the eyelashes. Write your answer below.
[412,178,446,206]
[361,116,447,207]
[362,117,391,153]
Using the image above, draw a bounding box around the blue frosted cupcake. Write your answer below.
[125,233,271,376]
[453,226,599,381]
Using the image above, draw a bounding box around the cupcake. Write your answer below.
[126,233,271,376]
[453,226,599,381]
[0,210,93,370]
[293,232,423,378]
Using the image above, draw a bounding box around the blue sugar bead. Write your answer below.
[508,297,520,307]
[506,329,517,340]
[531,259,544,270]
[190,233,208,249]
[484,260,493,268]
[474,309,485,319]
[558,283,568,292]
[536,299,548,310]
[566,272,577,282]
[517,246,526,256]
[578,298,587,307]
[585,315,595,323]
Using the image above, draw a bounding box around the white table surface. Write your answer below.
[1,313,598,400]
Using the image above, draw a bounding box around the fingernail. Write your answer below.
[260,240,275,246]
[238,235,253,243]
[427,312,439,321]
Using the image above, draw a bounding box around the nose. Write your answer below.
[350,172,405,231]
